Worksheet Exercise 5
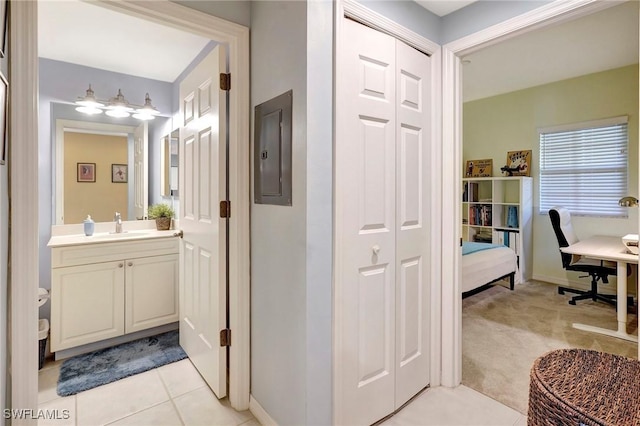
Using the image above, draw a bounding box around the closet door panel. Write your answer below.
[395,40,432,408]
[336,17,397,426]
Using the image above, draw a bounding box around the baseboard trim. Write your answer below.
[531,274,617,296]
[250,395,278,426]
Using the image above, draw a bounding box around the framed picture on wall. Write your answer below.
[112,164,128,183]
[0,0,7,58]
[0,71,7,165]
[77,163,96,182]
[503,150,532,176]
[465,159,493,177]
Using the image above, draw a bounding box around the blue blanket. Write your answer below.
[462,241,504,256]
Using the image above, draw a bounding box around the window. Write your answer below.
[539,116,628,218]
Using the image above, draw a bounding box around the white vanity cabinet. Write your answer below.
[125,253,178,333]
[49,235,179,353]
[51,261,126,351]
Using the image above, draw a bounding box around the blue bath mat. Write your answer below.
[57,330,187,396]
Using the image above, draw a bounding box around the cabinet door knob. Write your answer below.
[128,262,133,267]
[118,263,123,268]
[372,245,380,255]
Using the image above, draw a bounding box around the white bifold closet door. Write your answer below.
[336,17,432,426]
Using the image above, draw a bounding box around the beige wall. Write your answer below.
[64,132,128,224]
[463,64,639,290]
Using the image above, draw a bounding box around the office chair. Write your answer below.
[549,207,618,306]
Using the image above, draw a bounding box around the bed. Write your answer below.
[462,241,518,298]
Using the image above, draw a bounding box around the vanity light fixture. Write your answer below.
[75,85,160,121]
[74,85,103,115]
[133,93,160,121]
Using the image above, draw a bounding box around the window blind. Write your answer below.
[539,118,628,218]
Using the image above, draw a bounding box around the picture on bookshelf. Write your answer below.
[465,159,492,177]
[502,150,531,176]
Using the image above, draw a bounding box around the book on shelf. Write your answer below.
[495,229,520,255]
[506,205,519,228]
[468,204,492,226]
[463,182,479,202]
[473,232,493,243]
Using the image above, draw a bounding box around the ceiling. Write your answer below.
[38,0,210,83]
[416,0,478,17]
[38,1,638,102]
[462,1,639,102]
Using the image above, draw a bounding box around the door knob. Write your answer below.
[372,245,380,255]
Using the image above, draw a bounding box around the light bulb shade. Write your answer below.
[132,113,155,121]
[75,84,104,108]
[105,109,131,118]
[136,93,160,115]
[107,89,133,112]
[619,196,639,207]
[75,105,103,115]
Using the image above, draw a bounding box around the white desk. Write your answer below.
[561,235,638,354]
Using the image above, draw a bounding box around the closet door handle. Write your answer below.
[372,245,380,255]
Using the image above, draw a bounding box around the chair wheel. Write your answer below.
[569,300,576,305]
[558,288,565,295]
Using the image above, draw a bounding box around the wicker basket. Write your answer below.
[528,349,640,426]
[155,217,171,230]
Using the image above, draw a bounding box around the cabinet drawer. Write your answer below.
[52,237,179,268]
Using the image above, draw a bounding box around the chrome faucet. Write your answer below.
[114,212,123,233]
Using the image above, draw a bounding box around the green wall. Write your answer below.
[463,64,639,290]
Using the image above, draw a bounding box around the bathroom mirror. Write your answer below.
[51,102,171,225]
[161,129,179,198]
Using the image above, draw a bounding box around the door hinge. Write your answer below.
[220,200,231,218]
[220,73,231,91]
[220,328,231,347]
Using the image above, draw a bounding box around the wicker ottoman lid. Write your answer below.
[531,349,640,425]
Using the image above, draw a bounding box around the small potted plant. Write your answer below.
[147,203,175,230]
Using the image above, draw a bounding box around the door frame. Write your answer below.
[440,0,623,387]
[333,1,442,422]
[10,0,250,417]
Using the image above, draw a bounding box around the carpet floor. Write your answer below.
[57,330,187,397]
[462,280,637,415]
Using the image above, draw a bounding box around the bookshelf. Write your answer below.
[462,176,533,282]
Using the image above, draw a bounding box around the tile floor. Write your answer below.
[39,359,526,425]
[38,359,258,426]
[380,386,527,426]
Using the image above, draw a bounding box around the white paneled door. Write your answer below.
[179,45,228,398]
[394,38,432,408]
[336,18,432,425]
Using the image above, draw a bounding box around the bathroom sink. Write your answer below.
[89,231,154,241]
[48,228,178,248]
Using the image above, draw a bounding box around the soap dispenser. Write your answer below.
[84,215,95,236]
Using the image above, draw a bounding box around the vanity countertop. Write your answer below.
[48,229,178,248]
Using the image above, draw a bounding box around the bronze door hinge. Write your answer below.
[220,73,231,91]
[220,328,231,347]
[220,200,231,218]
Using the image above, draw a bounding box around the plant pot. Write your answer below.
[155,217,171,231]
